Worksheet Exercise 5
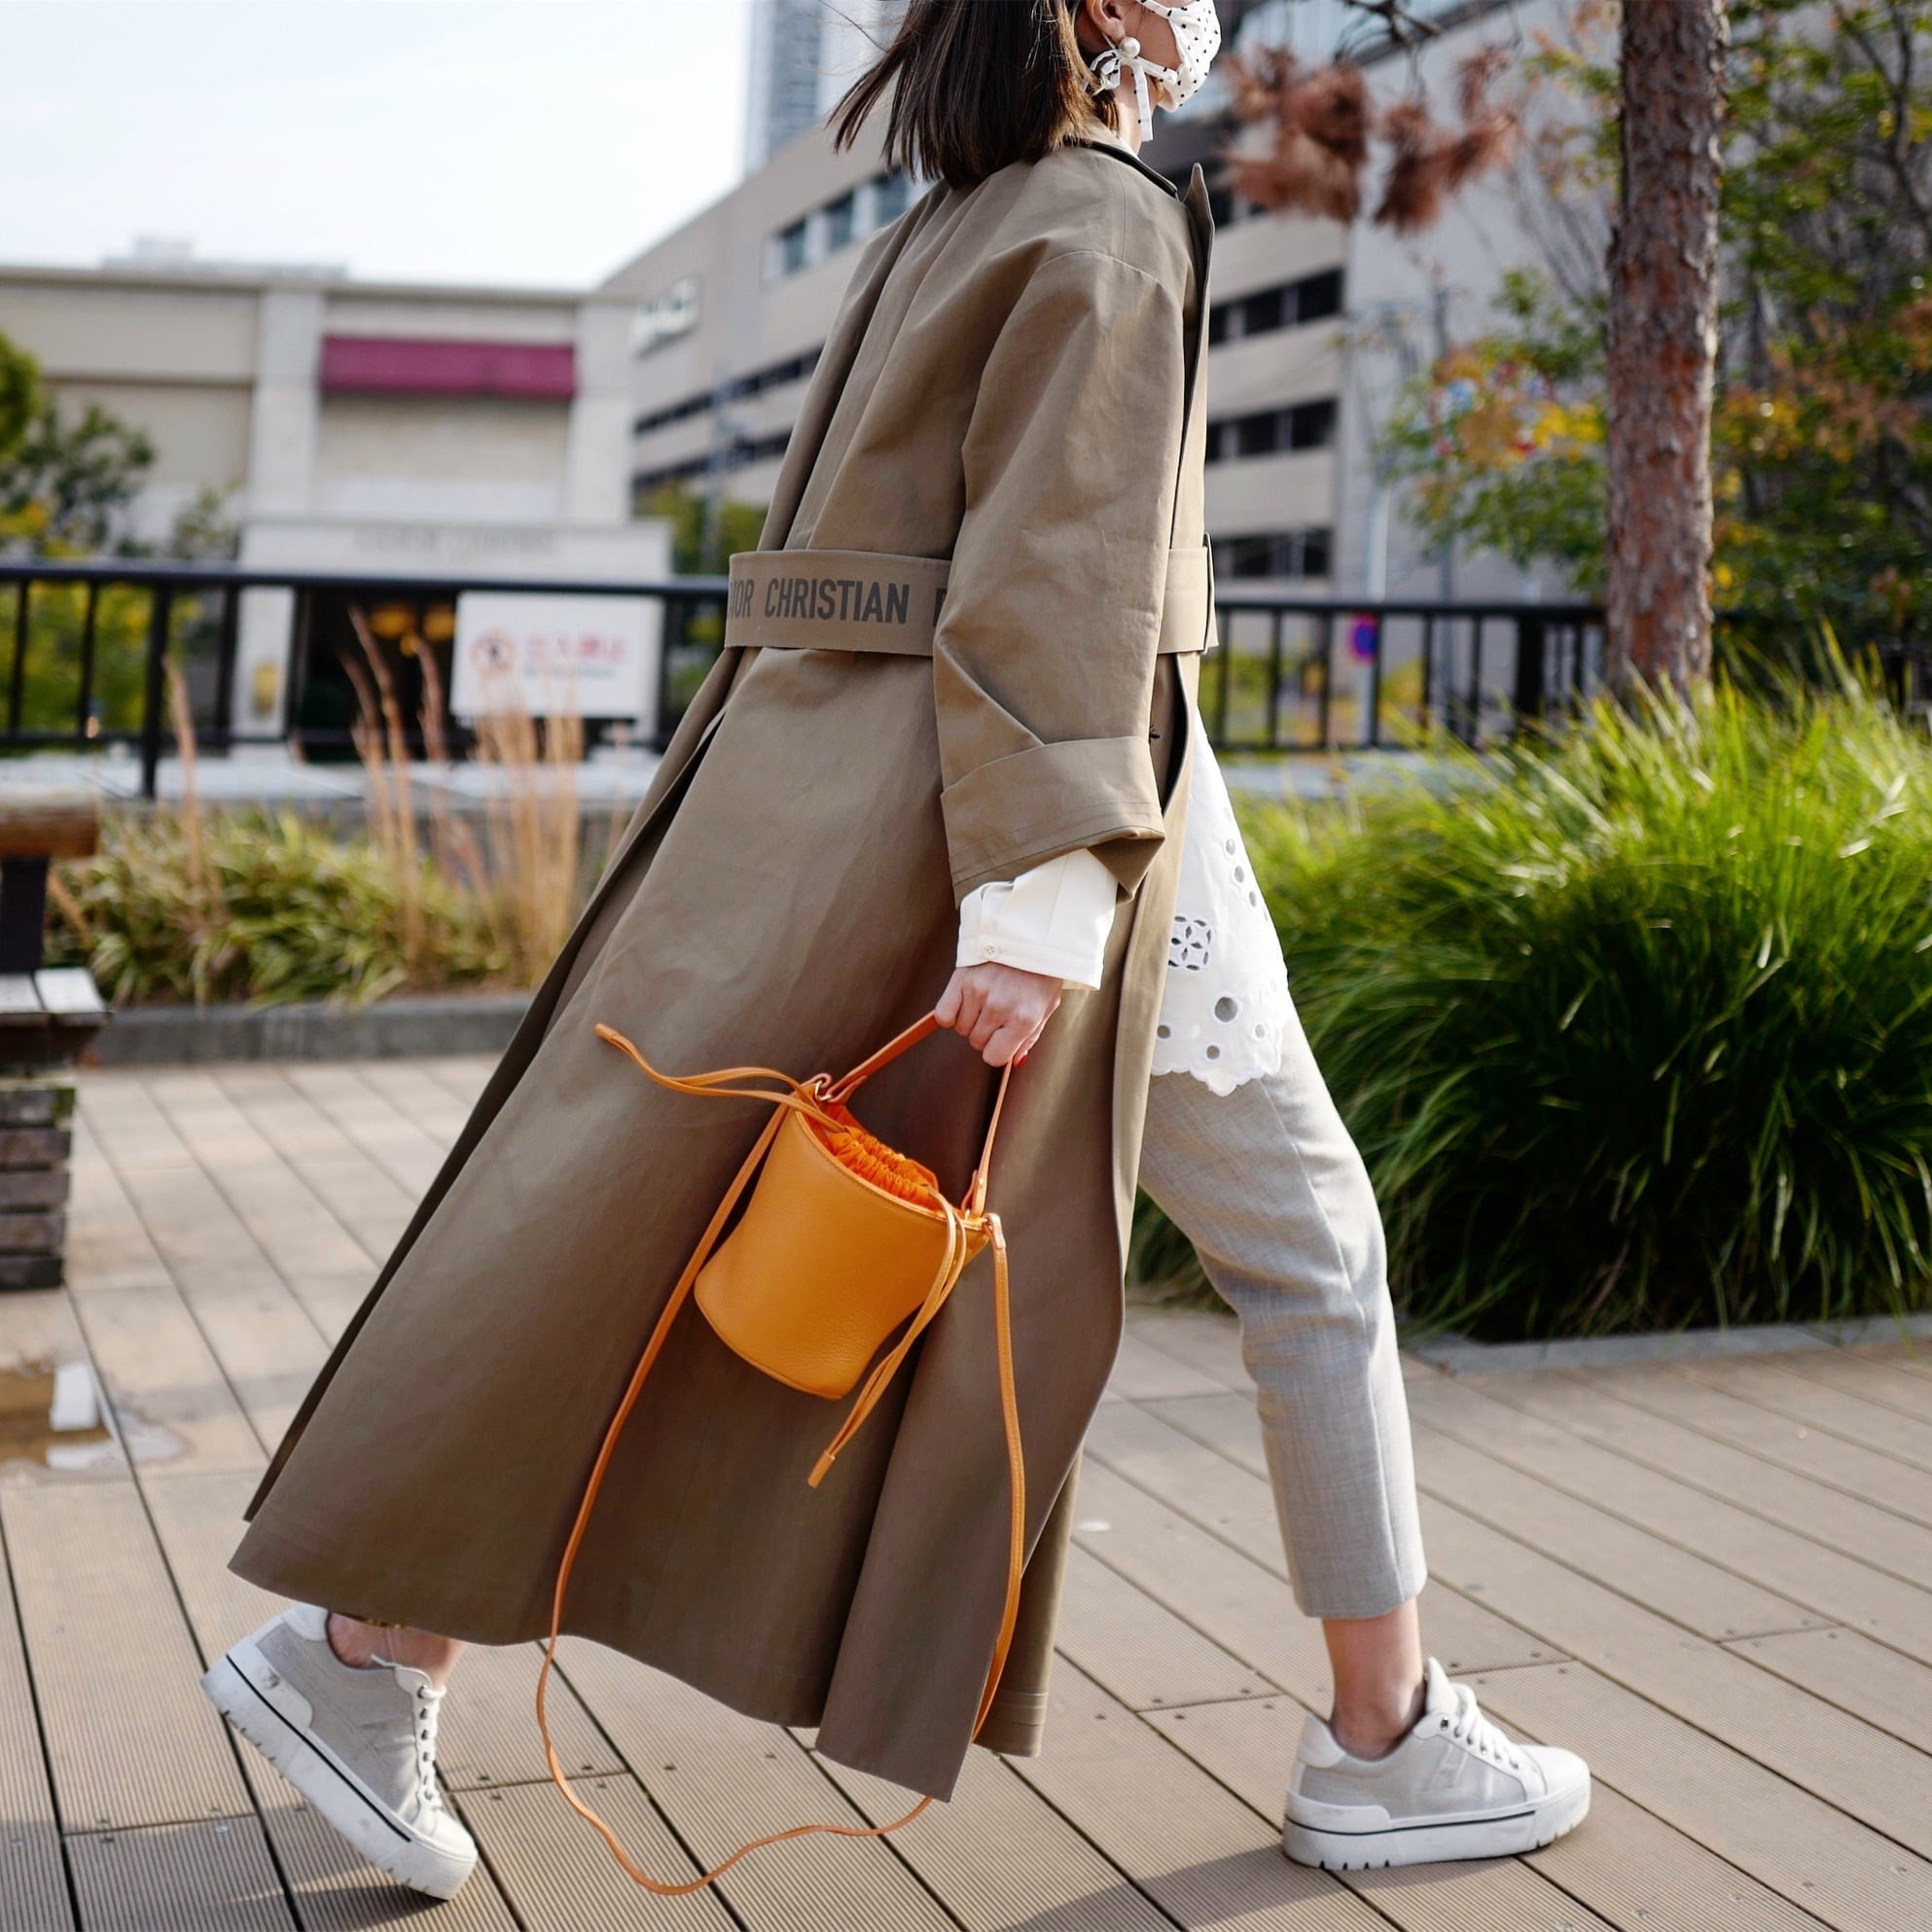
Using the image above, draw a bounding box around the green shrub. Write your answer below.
[1198,673,1932,1339]
[48,810,506,1007]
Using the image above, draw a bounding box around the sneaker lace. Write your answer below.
[1444,1684,1522,1772]
[411,1682,447,1812]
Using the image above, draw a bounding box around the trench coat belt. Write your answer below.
[722,545,1215,659]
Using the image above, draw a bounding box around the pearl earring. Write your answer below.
[1121,35,1141,59]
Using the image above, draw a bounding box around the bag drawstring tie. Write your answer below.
[535,1013,1024,1897]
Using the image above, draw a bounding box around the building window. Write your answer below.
[1207,267,1347,345]
[874,171,912,224]
[1205,398,1338,465]
[1215,529,1334,580]
[824,192,856,253]
[634,344,826,438]
[775,219,809,277]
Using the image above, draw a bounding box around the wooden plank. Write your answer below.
[1572,1362,1932,1530]
[1071,1459,1560,1701]
[143,1070,379,1278]
[1,1481,252,1831]
[65,1283,267,1477]
[815,1743,1177,1932]
[1140,1390,1270,1481]
[1409,1377,1932,1666]
[63,1117,174,1297]
[349,1062,472,1146]
[1681,1358,1932,1473]
[1143,1692,1825,1932]
[75,1076,196,1175]
[433,1640,624,1795]
[0,1481,75,1932]
[0,976,47,1023]
[34,970,105,1019]
[1105,1333,1229,1403]
[556,1640,956,1931]
[1727,1628,1932,1756]
[1538,1367,1932,1591]
[66,1818,293,1932]
[1011,1660,1397,1932]
[456,1773,732,1930]
[1468,1662,1932,1932]
[1054,1543,1275,1712]
[0,1127,70,1168]
[1419,1495,1932,1858]
[280,1066,447,1199]
[211,1070,415,1263]
[1408,1419,1829,1643]
[89,1131,329,1449]
[1774,1348,1932,1426]
[1084,1401,1286,1565]
[1126,1311,1252,1392]
[416,1056,494,1106]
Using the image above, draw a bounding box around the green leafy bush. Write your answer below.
[47,810,506,1008]
[1181,675,1932,1339]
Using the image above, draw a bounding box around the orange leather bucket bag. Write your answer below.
[536,1011,1025,1895]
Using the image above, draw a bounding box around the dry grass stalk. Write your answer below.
[163,658,205,904]
[413,641,490,896]
[472,675,583,983]
[343,604,426,972]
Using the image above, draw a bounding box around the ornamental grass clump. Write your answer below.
[1235,670,1932,1339]
[48,810,505,1008]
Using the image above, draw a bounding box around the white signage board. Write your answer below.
[451,591,658,722]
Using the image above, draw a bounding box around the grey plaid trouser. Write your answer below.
[1138,997,1427,1620]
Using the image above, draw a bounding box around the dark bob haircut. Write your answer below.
[833,0,1117,192]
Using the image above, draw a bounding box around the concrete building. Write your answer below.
[744,0,908,173]
[613,0,1556,618]
[0,252,668,739]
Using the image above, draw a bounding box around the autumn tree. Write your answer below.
[1604,0,1727,692]
[1230,0,1730,695]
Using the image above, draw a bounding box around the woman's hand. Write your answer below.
[936,962,1062,1067]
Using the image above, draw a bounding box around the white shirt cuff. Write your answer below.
[955,848,1118,989]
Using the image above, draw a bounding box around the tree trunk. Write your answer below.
[1604,0,1727,693]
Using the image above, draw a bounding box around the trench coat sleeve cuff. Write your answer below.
[942,735,1166,902]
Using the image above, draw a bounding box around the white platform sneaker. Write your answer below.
[1283,1659,1590,1870]
[202,1603,478,1900]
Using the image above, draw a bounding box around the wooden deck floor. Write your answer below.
[2,1058,1930,1930]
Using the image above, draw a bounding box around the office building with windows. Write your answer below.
[613,0,1549,606]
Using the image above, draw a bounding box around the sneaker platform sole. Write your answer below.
[1282,1776,1591,1871]
[202,1647,476,1900]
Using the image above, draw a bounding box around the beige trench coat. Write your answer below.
[234,139,1215,1801]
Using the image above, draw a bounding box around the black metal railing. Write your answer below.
[0,558,1615,799]
[0,558,733,798]
[1204,592,1608,755]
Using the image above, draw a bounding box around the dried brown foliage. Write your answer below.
[1224,43,1518,234]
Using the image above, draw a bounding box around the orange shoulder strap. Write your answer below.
[534,1015,1025,1896]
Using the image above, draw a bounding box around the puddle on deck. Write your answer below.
[0,1360,125,1475]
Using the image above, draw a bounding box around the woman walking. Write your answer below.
[203,0,1588,1900]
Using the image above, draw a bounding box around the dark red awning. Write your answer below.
[319,335,577,400]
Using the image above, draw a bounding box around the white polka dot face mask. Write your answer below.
[1115,0,1222,128]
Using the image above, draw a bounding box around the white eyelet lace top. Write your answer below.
[957,736,1290,1095]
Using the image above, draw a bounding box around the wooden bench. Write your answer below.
[0,792,107,1287]
[0,792,109,1068]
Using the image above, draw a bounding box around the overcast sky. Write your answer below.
[1,0,753,289]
